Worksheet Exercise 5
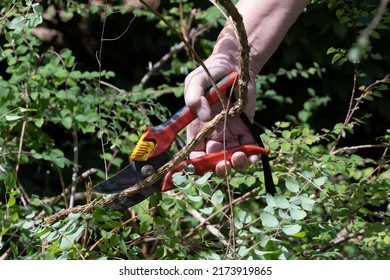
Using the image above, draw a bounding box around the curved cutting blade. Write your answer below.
[109,183,161,210]
[92,152,170,208]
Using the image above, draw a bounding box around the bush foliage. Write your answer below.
[0,0,389,260]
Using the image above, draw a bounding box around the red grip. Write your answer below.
[161,145,269,192]
[142,72,238,158]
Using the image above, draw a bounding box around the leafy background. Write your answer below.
[0,0,389,259]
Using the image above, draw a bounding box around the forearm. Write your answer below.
[213,0,309,75]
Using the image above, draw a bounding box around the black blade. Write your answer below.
[93,152,169,194]
[110,183,161,210]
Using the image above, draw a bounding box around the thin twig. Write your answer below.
[332,143,390,155]
[331,74,389,153]
[69,126,79,208]
[187,209,229,246]
[15,116,27,178]
[101,14,135,41]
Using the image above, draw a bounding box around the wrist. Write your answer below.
[211,24,263,79]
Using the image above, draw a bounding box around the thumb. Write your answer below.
[184,74,212,122]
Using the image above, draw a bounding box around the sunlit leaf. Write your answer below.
[260,211,279,228]
[291,207,307,220]
[286,178,300,193]
[274,194,289,209]
[282,224,302,235]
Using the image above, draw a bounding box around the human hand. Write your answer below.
[184,56,259,177]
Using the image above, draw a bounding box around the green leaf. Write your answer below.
[281,142,291,152]
[245,176,256,187]
[187,195,202,203]
[0,47,5,60]
[7,192,16,208]
[75,114,89,122]
[291,231,306,238]
[265,193,277,207]
[7,16,25,30]
[26,12,43,28]
[282,130,291,139]
[274,194,289,209]
[199,207,214,215]
[211,190,224,205]
[290,207,307,220]
[195,172,211,185]
[282,224,302,235]
[275,121,291,128]
[30,196,41,206]
[34,118,44,127]
[249,226,262,234]
[68,213,82,220]
[278,209,291,220]
[285,178,300,193]
[370,52,382,60]
[22,220,34,229]
[61,116,73,129]
[154,216,171,226]
[172,172,187,187]
[260,211,279,228]
[4,171,17,191]
[313,176,328,186]
[5,115,23,121]
[237,210,252,224]
[54,68,68,78]
[298,110,309,122]
[300,195,316,211]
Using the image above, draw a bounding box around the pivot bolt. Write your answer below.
[141,165,154,177]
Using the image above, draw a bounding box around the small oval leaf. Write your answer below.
[286,177,300,193]
[274,194,289,209]
[291,207,307,220]
[260,211,279,228]
[282,224,302,235]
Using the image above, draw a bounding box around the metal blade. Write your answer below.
[92,152,170,194]
[110,183,162,210]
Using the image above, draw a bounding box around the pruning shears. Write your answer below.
[93,72,274,209]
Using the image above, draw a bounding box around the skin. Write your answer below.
[184,0,309,177]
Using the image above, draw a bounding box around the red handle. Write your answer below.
[161,145,270,192]
[143,72,238,158]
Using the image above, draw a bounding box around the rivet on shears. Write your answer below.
[141,165,155,178]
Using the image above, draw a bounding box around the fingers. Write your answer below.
[184,63,233,122]
[187,119,260,178]
[214,151,248,177]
